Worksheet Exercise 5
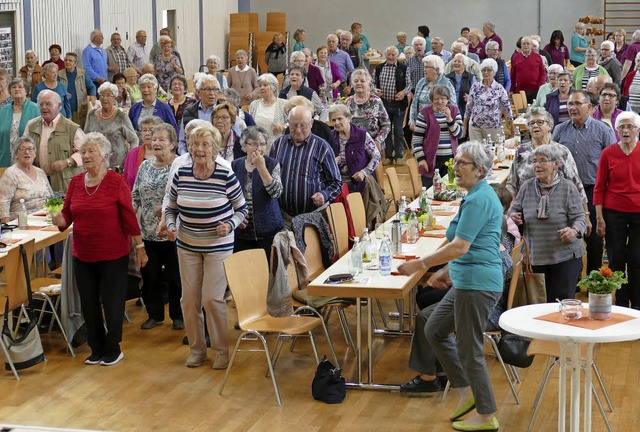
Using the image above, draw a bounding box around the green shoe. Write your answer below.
[452,417,499,431]
[449,396,476,421]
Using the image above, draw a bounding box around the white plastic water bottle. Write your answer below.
[361,228,373,263]
[514,128,521,146]
[18,199,28,230]
[433,169,443,194]
[350,236,363,275]
[378,235,391,276]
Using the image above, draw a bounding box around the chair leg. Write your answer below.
[308,331,320,364]
[375,299,388,328]
[484,333,520,404]
[317,312,340,368]
[592,362,614,412]
[337,307,356,354]
[591,383,614,432]
[508,364,521,383]
[0,339,20,380]
[441,380,450,402]
[219,330,245,396]
[37,294,75,357]
[528,357,557,432]
[267,334,286,376]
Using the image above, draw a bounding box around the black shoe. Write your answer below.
[141,318,163,330]
[400,375,442,393]
[182,335,211,347]
[172,319,185,330]
[100,352,124,366]
[84,353,102,365]
[437,375,449,389]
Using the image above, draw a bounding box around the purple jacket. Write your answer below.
[593,107,623,141]
[307,64,325,94]
[419,104,461,178]
[316,61,343,99]
[332,123,368,192]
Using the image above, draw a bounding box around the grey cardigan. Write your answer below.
[511,177,586,266]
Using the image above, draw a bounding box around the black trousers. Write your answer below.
[584,186,604,274]
[532,257,583,301]
[74,255,128,357]
[141,240,183,322]
[604,208,640,308]
[234,235,275,264]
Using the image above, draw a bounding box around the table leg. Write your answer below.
[367,297,373,384]
[570,342,581,432]
[356,297,362,385]
[584,343,594,432]
[558,342,567,431]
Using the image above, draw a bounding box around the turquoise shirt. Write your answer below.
[446,180,503,292]
[293,41,306,52]
[571,33,588,63]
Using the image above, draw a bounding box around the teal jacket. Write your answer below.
[0,100,40,167]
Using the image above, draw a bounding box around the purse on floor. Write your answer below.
[512,238,546,308]
[312,356,346,404]
[496,333,534,368]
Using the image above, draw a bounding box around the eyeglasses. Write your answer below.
[290,123,310,130]
[17,147,36,153]
[246,141,267,148]
[481,68,494,73]
[453,159,475,167]
[567,101,588,107]
[191,142,213,149]
[213,115,231,121]
[200,87,221,93]
[532,159,554,165]
[527,120,547,126]
[617,124,639,131]
[99,93,114,99]
[600,93,618,99]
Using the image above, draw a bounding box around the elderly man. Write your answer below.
[455,38,480,63]
[106,32,131,81]
[511,36,546,103]
[128,30,149,74]
[482,21,503,51]
[444,41,481,80]
[427,37,452,63]
[553,90,617,277]
[374,46,411,165]
[327,33,354,85]
[407,36,427,93]
[177,74,221,154]
[339,30,360,69]
[24,90,84,192]
[81,29,108,87]
[269,106,342,224]
[57,52,96,129]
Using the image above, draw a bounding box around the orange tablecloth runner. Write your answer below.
[535,311,636,330]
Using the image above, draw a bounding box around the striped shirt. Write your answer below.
[165,163,248,253]
[581,67,599,91]
[269,133,342,216]
[411,109,463,161]
[629,73,640,113]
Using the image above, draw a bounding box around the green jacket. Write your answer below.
[0,100,40,167]
[572,65,608,90]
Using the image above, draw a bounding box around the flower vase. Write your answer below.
[588,292,612,320]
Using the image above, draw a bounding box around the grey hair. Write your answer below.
[576,23,586,30]
[223,88,241,106]
[548,64,564,74]
[521,36,533,45]
[80,132,112,166]
[139,115,164,128]
[289,50,305,63]
[633,30,640,42]
[404,46,415,55]
[557,71,573,81]
[480,58,498,73]
[412,36,426,47]
[585,47,598,57]
[326,33,338,42]
[528,106,555,128]
[532,144,563,164]
[90,29,102,41]
[422,55,445,75]
[9,78,29,94]
[483,22,496,32]
[302,48,312,57]
[386,46,399,55]
[206,55,221,67]
[431,36,444,44]
[601,40,615,50]
[195,73,218,90]
[429,84,451,101]
[257,73,279,94]
[13,136,35,156]
[328,103,353,119]
[138,73,158,90]
[285,95,313,114]
[485,40,499,51]
[456,141,493,179]
[42,63,58,75]
[98,81,118,98]
[452,52,468,66]
[235,49,248,58]
[350,68,372,85]
[25,50,38,61]
[152,123,178,150]
[185,119,210,136]
[37,89,62,106]
[240,125,270,150]
[396,31,408,39]
[340,31,353,40]
[615,110,640,129]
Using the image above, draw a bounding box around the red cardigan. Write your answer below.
[60,170,141,262]
[593,142,640,213]
[510,52,546,93]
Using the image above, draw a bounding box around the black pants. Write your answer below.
[532,257,583,301]
[383,102,406,160]
[74,255,128,357]
[604,208,640,308]
[234,235,275,264]
[141,240,183,322]
[584,186,603,274]
[421,155,450,189]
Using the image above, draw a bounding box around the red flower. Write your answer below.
[600,267,613,277]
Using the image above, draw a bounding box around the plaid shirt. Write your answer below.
[406,55,424,92]
[378,62,398,101]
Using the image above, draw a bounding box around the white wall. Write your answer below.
[248,0,603,56]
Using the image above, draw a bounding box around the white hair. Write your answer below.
[412,36,426,47]
[98,81,118,98]
[480,58,498,73]
[601,40,615,50]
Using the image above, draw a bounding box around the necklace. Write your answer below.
[98,108,116,120]
[84,171,106,195]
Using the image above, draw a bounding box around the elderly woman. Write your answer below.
[265,33,287,77]
[573,48,608,91]
[293,29,306,51]
[165,124,248,369]
[42,44,64,70]
[594,83,624,140]
[0,70,11,107]
[467,29,485,60]
[484,41,510,92]
[32,63,71,118]
[249,73,287,151]
[544,30,570,67]
[58,52,97,128]
[623,52,640,113]
[594,112,640,308]
[344,69,391,151]
[511,144,586,302]
[398,142,504,431]
[614,28,629,64]
[396,31,409,52]
[599,41,622,85]
[0,79,40,167]
[123,67,142,103]
[533,64,563,108]
[0,136,52,222]
[132,123,183,330]
[315,45,342,103]
[128,73,179,137]
[205,55,228,90]
[544,71,573,126]
[329,104,381,192]
[464,58,514,141]
[154,36,184,92]
[52,132,147,366]
[412,85,463,188]
[300,49,325,95]
[85,82,139,171]
[122,116,164,190]
[511,36,547,103]
[409,55,456,129]
[232,126,284,259]
[212,102,242,162]
[571,23,590,67]
[168,74,196,127]
[279,65,327,121]
[227,50,259,105]
[507,107,587,207]
[19,50,42,96]
[446,53,475,119]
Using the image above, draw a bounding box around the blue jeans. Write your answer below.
[383,103,406,159]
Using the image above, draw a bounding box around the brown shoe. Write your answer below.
[185,353,207,368]
[396,157,406,166]
[212,353,230,370]
[382,158,393,166]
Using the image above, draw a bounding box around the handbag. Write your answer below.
[511,238,546,308]
[312,356,346,404]
[496,333,534,368]
[2,244,46,371]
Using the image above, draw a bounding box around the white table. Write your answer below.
[499,303,640,432]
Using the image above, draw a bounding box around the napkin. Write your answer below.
[422,233,446,238]
[434,211,455,216]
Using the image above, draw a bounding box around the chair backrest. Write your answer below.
[346,192,366,238]
[519,91,528,109]
[303,225,325,280]
[512,93,526,114]
[325,203,349,258]
[0,167,7,179]
[406,158,422,199]
[223,249,269,328]
[3,239,35,312]
[386,167,402,212]
[374,162,385,191]
[506,257,523,310]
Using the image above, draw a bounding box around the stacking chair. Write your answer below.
[325,203,350,259]
[526,340,613,432]
[386,167,413,212]
[220,249,339,405]
[346,192,367,236]
[405,158,423,200]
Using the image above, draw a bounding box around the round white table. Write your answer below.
[499,303,640,432]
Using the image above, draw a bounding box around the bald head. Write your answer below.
[288,106,313,145]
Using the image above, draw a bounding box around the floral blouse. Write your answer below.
[154,54,183,92]
[465,79,513,129]
[344,94,391,146]
[409,75,457,124]
[0,165,52,220]
[131,159,172,241]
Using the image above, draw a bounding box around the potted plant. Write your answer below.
[43,192,65,223]
[444,158,459,190]
[577,267,627,320]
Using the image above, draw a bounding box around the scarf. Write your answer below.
[535,172,561,220]
[599,54,616,66]
[266,43,286,59]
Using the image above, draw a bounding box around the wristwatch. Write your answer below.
[66,158,73,168]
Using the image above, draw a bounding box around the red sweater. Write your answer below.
[510,52,546,93]
[593,142,640,212]
[60,170,141,262]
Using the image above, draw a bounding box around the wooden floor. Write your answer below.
[2,159,640,431]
